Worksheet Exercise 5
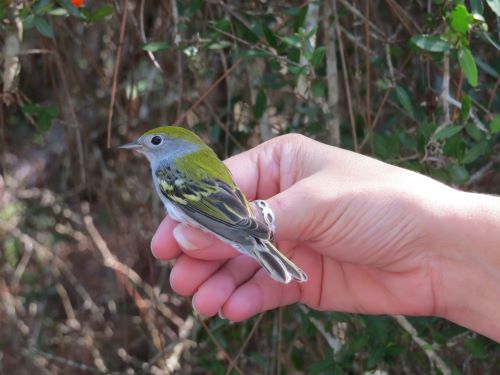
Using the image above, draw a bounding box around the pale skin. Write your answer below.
[151,134,500,342]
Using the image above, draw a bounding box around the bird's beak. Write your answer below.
[119,140,142,150]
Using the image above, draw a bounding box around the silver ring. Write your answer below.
[255,200,276,240]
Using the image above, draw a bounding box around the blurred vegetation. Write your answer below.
[0,0,499,373]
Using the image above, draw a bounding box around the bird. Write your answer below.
[120,125,307,284]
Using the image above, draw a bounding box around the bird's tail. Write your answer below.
[250,240,307,284]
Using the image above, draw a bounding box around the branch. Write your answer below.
[332,0,358,151]
[295,2,319,98]
[107,0,129,148]
[324,0,340,146]
[440,51,451,128]
[394,315,451,375]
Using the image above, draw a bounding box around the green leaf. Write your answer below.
[308,359,334,375]
[311,79,326,98]
[254,90,267,119]
[475,56,499,78]
[434,125,462,140]
[410,35,451,52]
[449,4,473,35]
[395,86,415,119]
[90,5,113,22]
[261,23,278,48]
[443,133,465,158]
[57,0,80,17]
[34,16,54,38]
[141,41,170,52]
[458,48,478,87]
[490,115,500,134]
[481,31,500,51]
[485,0,500,16]
[462,142,488,164]
[293,5,308,32]
[48,7,68,16]
[470,0,484,14]
[234,20,259,44]
[280,35,302,48]
[23,14,35,29]
[465,123,485,141]
[465,337,489,359]
[459,95,472,121]
[448,164,469,183]
[310,46,326,68]
[207,40,232,50]
[186,0,203,17]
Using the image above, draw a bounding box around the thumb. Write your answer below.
[262,176,326,242]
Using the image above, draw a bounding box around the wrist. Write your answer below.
[432,190,500,340]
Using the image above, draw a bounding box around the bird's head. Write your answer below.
[120,126,206,163]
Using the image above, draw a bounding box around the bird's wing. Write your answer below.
[156,168,271,242]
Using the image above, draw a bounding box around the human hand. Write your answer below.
[151,134,462,322]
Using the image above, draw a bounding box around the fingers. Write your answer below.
[192,255,260,316]
[220,269,302,321]
[169,254,224,296]
[183,255,301,319]
[151,216,181,260]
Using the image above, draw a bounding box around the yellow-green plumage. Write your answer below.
[122,125,307,284]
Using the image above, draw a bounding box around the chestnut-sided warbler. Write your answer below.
[121,126,307,284]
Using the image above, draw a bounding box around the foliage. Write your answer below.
[0,0,499,373]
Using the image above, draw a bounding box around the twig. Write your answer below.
[437,51,451,133]
[208,25,304,68]
[295,1,319,98]
[1,222,102,319]
[324,0,340,146]
[276,307,282,375]
[299,305,343,352]
[364,0,372,137]
[384,0,422,34]
[443,93,488,132]
[52,39,86,185]
[339,26,377,56]
[55,283,77,324]
[359,87,392,151]
[172,0,184,118]
[107,0,129,148]
[394,315,451,375]
[27,347,102,374]
[338,0,387,39]
[81,202,184,328]
[332,0,358,151]
[202,99,244,148]
[140,0,163,72]
[197,317,245,375]
[225,313,264,375]
[175,58,243,125]
[12,242,33,287]
[465,160,495,187]
[165,316,195,372]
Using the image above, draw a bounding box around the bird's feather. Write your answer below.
[156,165,271,242]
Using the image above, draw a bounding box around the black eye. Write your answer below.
[151,136,162,146]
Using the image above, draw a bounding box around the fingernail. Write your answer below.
[192,300,199,314]
[173,224,197,250]
[150,232,160,258]
[173,224,215,251]
[218,308,225,320]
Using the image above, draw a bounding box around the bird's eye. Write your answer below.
[151,135,162,146]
